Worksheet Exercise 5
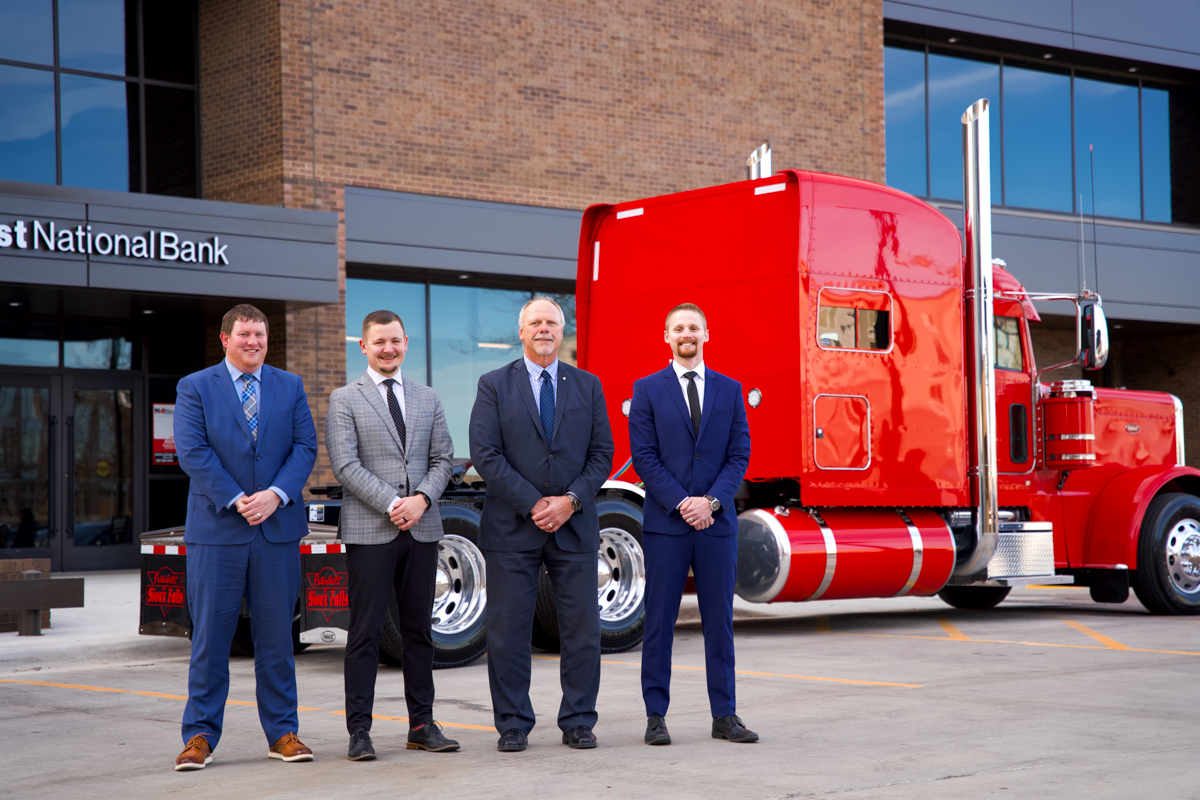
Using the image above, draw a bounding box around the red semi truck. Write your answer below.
[140,100,1199,670]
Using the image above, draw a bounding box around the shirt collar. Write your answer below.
[524,354,559,380]
[367,366,402,386]
[225,358,263,383]
[672,360,705,380]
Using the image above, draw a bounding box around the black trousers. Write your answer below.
[484,537,601,734]
[344,532,438,734]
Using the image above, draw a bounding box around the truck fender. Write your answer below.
[1083,465,1200,569]
[600,479,645,506]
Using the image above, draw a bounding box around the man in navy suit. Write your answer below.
[469,296,614,752]
[628,302,756,746]
[172,304,318,770]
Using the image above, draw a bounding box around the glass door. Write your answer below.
[0,376,59,563]
[61,376,144,571]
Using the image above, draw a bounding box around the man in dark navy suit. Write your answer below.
[628,302,755,746]
[172,304,318,770]
[469,296,613,752]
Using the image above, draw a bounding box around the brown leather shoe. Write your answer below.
[175,734,212,771]
[268,732,314,762]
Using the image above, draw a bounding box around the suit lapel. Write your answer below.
[515,360,548,445]
[663,366,696,440]
[356,372,404,453]
[551,363,572,441]
[696,369,722,442]
[253,366,276,445]
[214,362,255,444]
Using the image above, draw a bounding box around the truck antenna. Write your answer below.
[1089,143,1099,295]
[1078,193,1086,296]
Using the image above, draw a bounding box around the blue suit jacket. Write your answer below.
[469,359,614,553]
[628,365,751,536]
[175,362,318,545]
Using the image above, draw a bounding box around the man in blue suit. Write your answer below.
[469,296,614,752]
[628,302,756,746]
[172,304,318,770]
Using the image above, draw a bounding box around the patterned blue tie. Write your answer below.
[539,369,555,443]
[240,374,258,444]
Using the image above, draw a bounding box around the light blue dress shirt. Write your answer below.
[523,354,559,405]
[223,358,290,509]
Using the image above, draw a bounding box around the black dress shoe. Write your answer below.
[348,729,376,761]
[644,714,671,745]
[712,714,759,743]
[497,729,528,752]
[562,726,598,749]
[407,721,460,752]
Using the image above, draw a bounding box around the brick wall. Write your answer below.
[199,0,887,496]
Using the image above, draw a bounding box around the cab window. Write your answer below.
[995,316,1023,371]
[817,289,891,351]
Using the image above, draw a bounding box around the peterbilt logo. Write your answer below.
[145,568,186,617]
[1126,423,1141,434]
[321,630,337,643]
[305,566,349,622]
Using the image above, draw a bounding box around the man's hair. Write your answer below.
[361,309,405,339]
[221,304,268,338]
[665,302,707,330]
[519,295,566,328]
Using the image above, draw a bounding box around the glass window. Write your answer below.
[818,306,856,348]
[60,74,134,191]
[0,386,52,548]
[1142,85,1171,223]
[72,388,134,546]
[928,52,1000,203]
[0,321,59,367]
[541,291,577,366]
[1003,65,1072,212]
[0,65,56,185]
[884,45,928,197]
[1075,75,1141,220]
[142,1,197,84]
[995,316,1023,371]
[431,285,529,457]
[64,338,133,370]
[344,279,427,385]
[58,0,134,76]
[145,85,196,197]
[0,0,54,66]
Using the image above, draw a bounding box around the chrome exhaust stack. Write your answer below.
[746,144,772,180]
[955,98,1000,577]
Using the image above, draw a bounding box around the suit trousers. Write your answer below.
[484,537,601,734]
[344,531,438,733]
[182,530,301,748]
[641,530,738,718]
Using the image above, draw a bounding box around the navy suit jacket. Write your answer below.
[469,359,614,553]
[628,365,751,537]
[175,362,317,545]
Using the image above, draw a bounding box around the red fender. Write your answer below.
[1082,465,1200,569]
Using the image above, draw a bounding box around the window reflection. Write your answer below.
[72,388,134,546]
[884,45,927,197]
[0,65,57,185]
[995,316,1023,371]
[1142,86,1172,223]
[1076,76,1141,220]
[64,338,133,370]
[0,322,59,367]
[0,0,53,66]
[58,0,132,76]
[1004,65,1072,212]
[928,52,1000,203]
[61,75,133,191]
[344,278,427,385]
[0,387,51,549]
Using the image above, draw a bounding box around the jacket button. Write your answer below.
[548,454,554,459]
[256,456,261,461]
[544,482,550,488]
[695,455,700,459]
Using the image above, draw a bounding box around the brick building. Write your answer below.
[0,0,1197,571]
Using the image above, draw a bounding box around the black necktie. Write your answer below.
[382,378,407,451]
[683,371,701,436]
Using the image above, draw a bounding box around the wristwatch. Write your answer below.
[417,491,432,509]
[704,495,721,513]
[567,492,582,514]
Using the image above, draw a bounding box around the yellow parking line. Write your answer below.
[536,654,919,687]
[934,616,971,641]
[814,615,832,634]
[824,630,1200,657]
[1062,619,1132,650]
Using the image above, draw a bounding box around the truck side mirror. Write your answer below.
[1079,299,1109,370]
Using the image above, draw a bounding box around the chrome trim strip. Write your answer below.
[812,393,872,471]
[616,207,644,219]
[1053,453,1096,461]
[814,286,896,355]
[754,182,787,195]
[1045,433,1095,441]
[807,509,837,601]
[737,509,792,603]
[1173,394,1186,467]
[592,241,600,281]
[893,509,924,597]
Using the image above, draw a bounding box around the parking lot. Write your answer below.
[3,573,1198,799]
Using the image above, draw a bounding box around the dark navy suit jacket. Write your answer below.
[469,359,614,553]
[175,362,317,545]
[628,365,751,536]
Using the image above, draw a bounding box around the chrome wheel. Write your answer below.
[597,527,645,623]
[1164,518,1200,596]
[433,534,487,635]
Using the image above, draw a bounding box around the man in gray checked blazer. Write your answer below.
[325,309,458,761]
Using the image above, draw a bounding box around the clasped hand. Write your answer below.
[679,496,714,530]
[531,496,574,532]
[236,490,282,526]
[389,496,427,531]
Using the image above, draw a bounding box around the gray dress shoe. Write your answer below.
[348,729,376,760]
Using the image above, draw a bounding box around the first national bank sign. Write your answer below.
[0,218,230,265]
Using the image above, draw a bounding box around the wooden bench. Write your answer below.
[0,572,85,635]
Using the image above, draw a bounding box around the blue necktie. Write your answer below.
[539,370,555,443]
[240,374,258,444]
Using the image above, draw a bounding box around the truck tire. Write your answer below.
[531,496,646,654]
[229,599,310,656]
[1131,493,1200,616]
[936,585,1011,610]
[380,501,488,669]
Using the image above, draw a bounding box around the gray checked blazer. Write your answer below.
[325,370,454,545]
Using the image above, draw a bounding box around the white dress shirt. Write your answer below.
[223,358,289,509]
[366,366,409,513]
[672,360,706,411]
